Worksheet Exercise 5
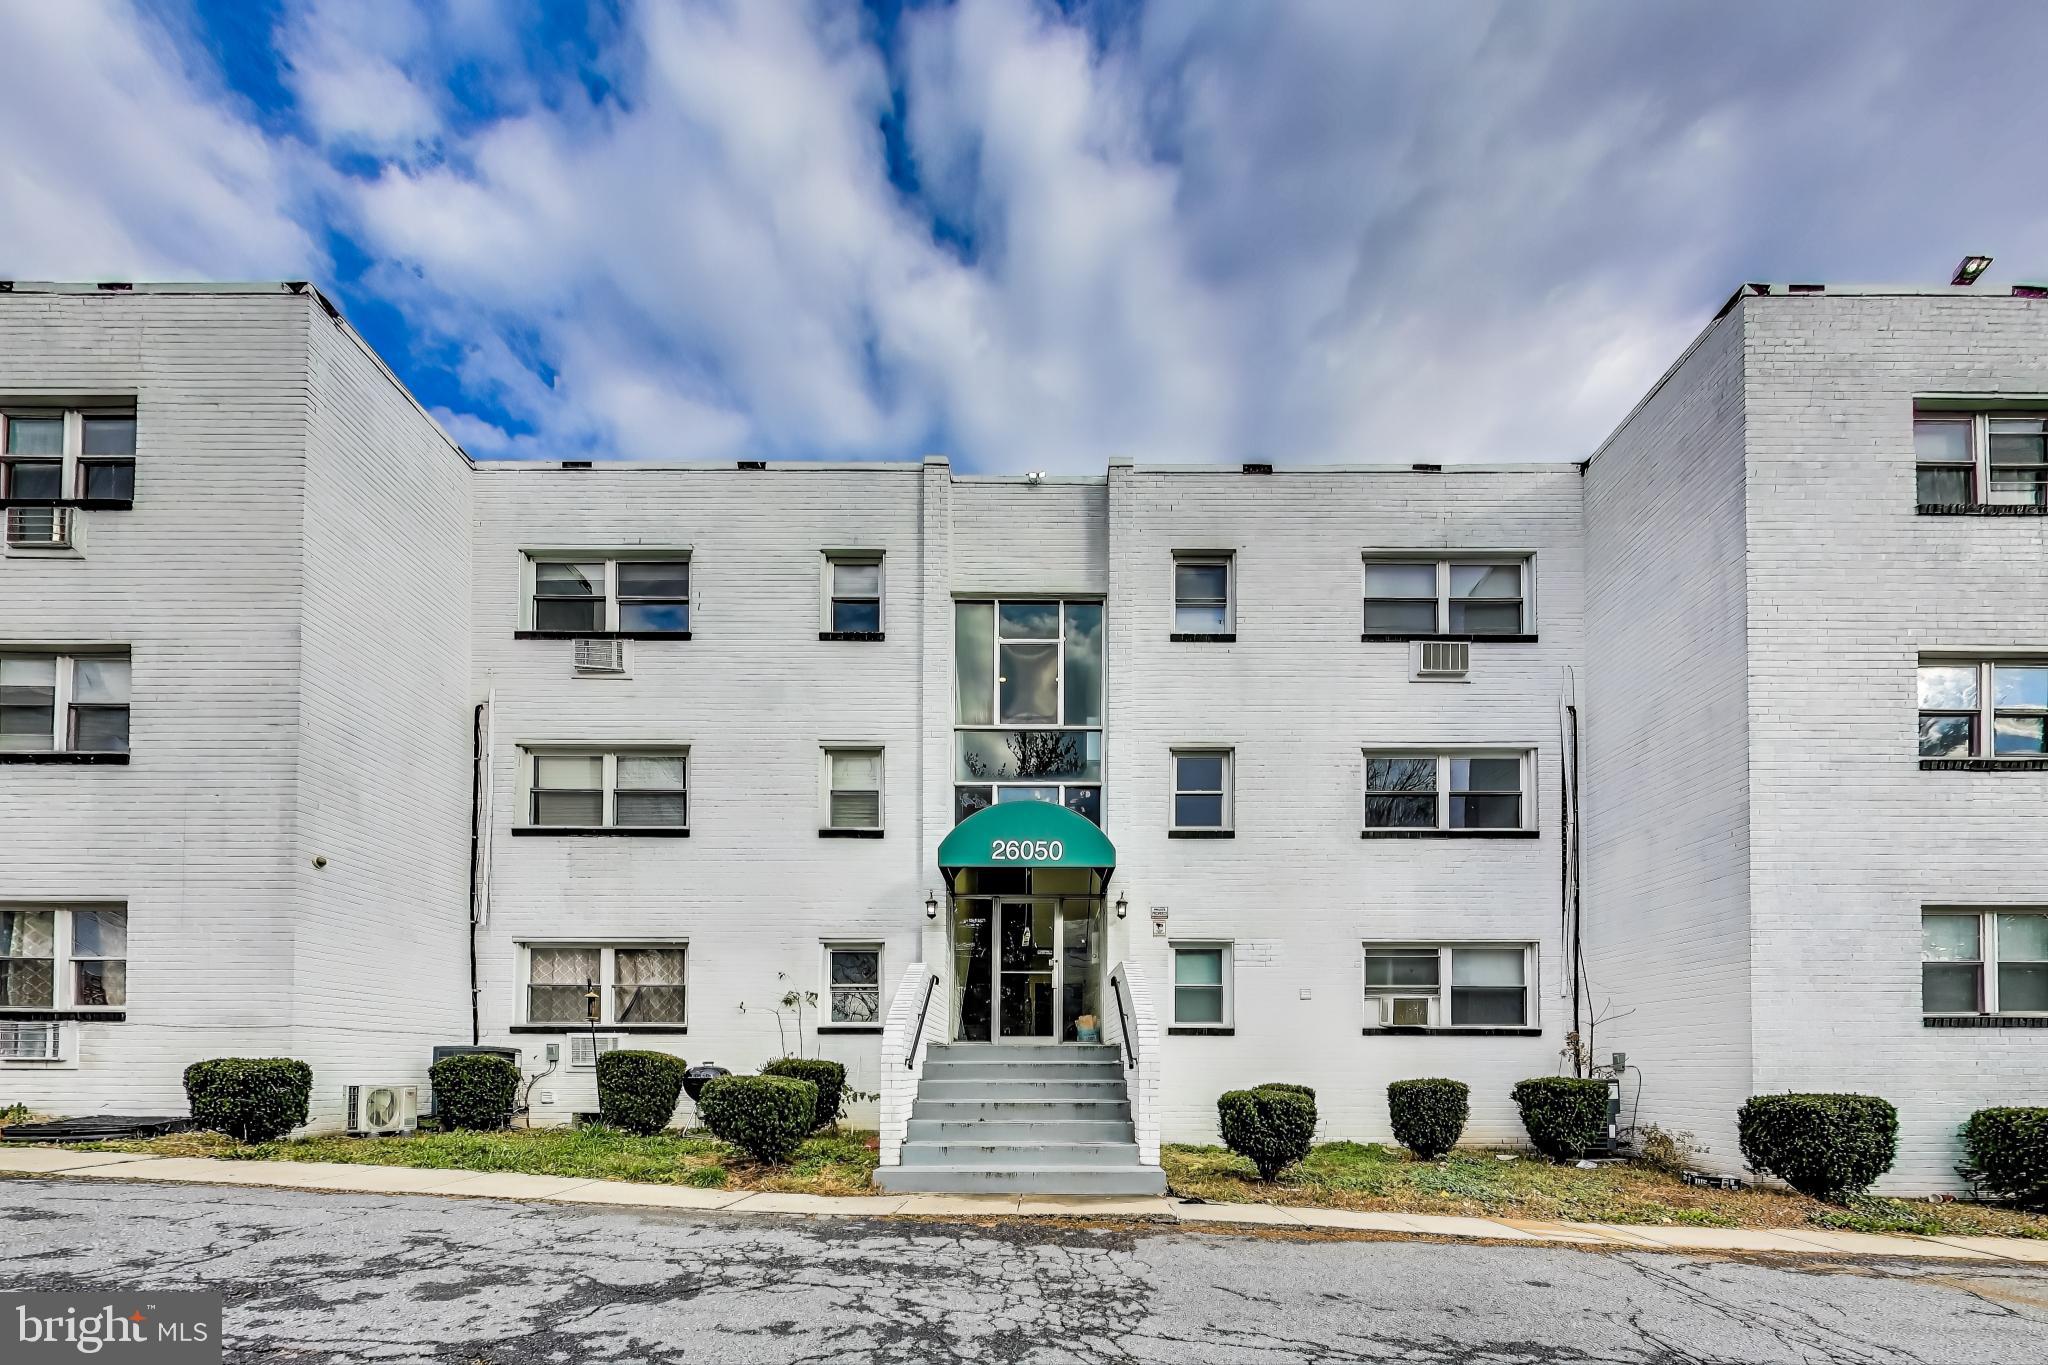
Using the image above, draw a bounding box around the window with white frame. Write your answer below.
[1915,411,2047,507]
[1365,943,1531,1028]
[1170,749,1232,830]
[1171,943,1232,1026]
[1918,660,2048,758]
[1923,911,2048,1016]
[0,906,126,1010]
[525,750,688,829]
[1172,554,1233,633]
[0,409,136,503]
[1363,558,1528,636]
[524,943,686,1027]
[0,651,130,754]
[1363,751,1530,830]
[528,556,690,634]
[822,747,883,830]
[824,555,883,634]
[824,943,881,1024]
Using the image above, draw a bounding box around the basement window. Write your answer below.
[1364,943,1531,1028]
[523,943,687,1027]
[0,906,126,1010]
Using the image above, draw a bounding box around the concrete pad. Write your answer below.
[1771,1230,1999,1260]
[895,1194,1021,1217]
[1395,1214,1540,1242]
[429,1173,599,1201]
[0,1148,159,1173]
[724,1192,908,1216]
[554,1181,751,1211]
[1923,1236,2048,1263]
[1015,1195,1176,1218]
[1172,1201,1304,1226]
[1282,1207,1428,1234]
[1615,1225,1845,1253]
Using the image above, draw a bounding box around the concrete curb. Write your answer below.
[4,1149,2044,1263]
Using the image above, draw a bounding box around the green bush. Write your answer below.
[1959,1108,2048,1209]
[429,1054,519,1131]
[1217,1084,1317,1180]
[183,1058,312,1142]
[595,1050,688,1136]
[698,1074,817,1163]
[761,1058,847,1131]
[1512,1076,1609,1162]
[1387,1078,1469,1160]
[1737,1093,1898,1201]
[1256,1082,1316,1101]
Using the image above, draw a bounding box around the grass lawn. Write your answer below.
[52,1125,880,1196]
[1164,1141,2048,1240]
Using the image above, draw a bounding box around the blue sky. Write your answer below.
[4,1,2045,470]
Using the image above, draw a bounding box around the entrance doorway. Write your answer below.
[951,894,1102,1043]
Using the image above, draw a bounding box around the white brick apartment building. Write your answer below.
[1,280,2041,1193]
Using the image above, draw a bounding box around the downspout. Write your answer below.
[467,701,485,1046]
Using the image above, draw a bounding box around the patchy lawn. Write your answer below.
[48,1125,880,1196]
[1164,1141,2048,1240]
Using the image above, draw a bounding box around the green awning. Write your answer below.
[937,800,1116,878]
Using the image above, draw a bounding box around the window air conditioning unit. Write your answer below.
[0,1022,65,1061]
[345,1083,419,1136]
[570,1034,621,1069]
[1411,639,1470,681]
[572,637,627,675]
[5,506,74,549]
[1374,997,1434,1028]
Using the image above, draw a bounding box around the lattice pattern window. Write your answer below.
[827,945,881,1024]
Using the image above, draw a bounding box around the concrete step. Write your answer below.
[917,1078,1128,1101]
[900,1141,1143,1168]
[910,1098,1132,1123]
[922,1057,1126,1081]
[905,1118,1135,1144]
[876,1164,1167,1195]
[925,1043,1121,1062]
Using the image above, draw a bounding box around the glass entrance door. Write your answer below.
[950,892,1104,1042]
[996,900,1055,1039]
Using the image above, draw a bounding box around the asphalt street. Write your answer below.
[3,1177,2046,1364]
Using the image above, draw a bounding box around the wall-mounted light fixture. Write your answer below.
[925,891,939,921]
[1952,254,1993,286]
[1114,893,1128,920]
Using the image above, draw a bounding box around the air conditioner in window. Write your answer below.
[4,506,74,549]
[1373,997,1435,1028]
[572,637,627,675]
[0,1022,65,1061]
[1411,639,1470,681]
[345,1083,419,1136]
[570,1034,621,1069]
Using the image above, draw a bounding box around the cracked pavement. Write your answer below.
[4,1178,2047,1363]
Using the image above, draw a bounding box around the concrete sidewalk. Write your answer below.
[5,1146,2044,1263]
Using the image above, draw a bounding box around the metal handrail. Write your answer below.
[1110,971,1136,1070]
[905,973,940,1070]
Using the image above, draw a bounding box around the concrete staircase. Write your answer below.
[876,1042,1166,1194]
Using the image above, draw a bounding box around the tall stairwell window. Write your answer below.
[953,599,1103,823]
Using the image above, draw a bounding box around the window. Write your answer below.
[1170,749,1231,830]
[1915,411,2048,508]
[0,410,135,503]
[1172,555,1233,634]
[825,555,883,634]
[954,599,1103,823]
[1365,944,1531,1028]
[524,944,686,1027]
[1918,660,2048,758]
[0,651,130,754]
[1171,944,1232,1026]
[1364,751,1530,830]
[525,750,688,829]
[825,944,881,1024]
[1923,911,2048,1015]
[1363,558,1528,637]
[0,907,125,1010]
[527,556,690,634]
[822,747,883,831]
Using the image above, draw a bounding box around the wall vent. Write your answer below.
[736,460,767,470]
[560,460,593,469]
[1411,463,1443,473]
[572,638,627,674]
[1241,462,1273,475]
[2013,284,2048,299]
[1410,639,1470,681]
[5,506,74,549]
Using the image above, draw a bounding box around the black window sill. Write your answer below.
[511,826,690,837]
[1169,632,1236,643]
[819,828,885,839]
[1924,1014,2048,1029]
[1916,504,2048,517]
[1168,829,1235,839]
[1363,1026,1541,1037]
[1919,758,2048,772]
[1168,1026,1235,1036]
[0,498,133,512]
[514,630,691,641]
[1361,632,1539,644]
[816,1025,884,1035]
[0,752,130,765]
[0,1010,125,1023]
[1360,828,1538,839]
[819,630,885,642]
[509,1024,688,1035]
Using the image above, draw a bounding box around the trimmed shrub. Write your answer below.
[698,1074,816,1163]
[183,1058,312,1142]
[1737,1093,1898,1201]
[761,1057,847,1131]
[1960,1108,2048,1210]
[1512,1076,1609,1162]
[1388,1078,1469,1160]
[429,1053,519,1131]
[1256,1082,1316,1101]
[1218,1084,1317,1180]
[595,1050,688,1136]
